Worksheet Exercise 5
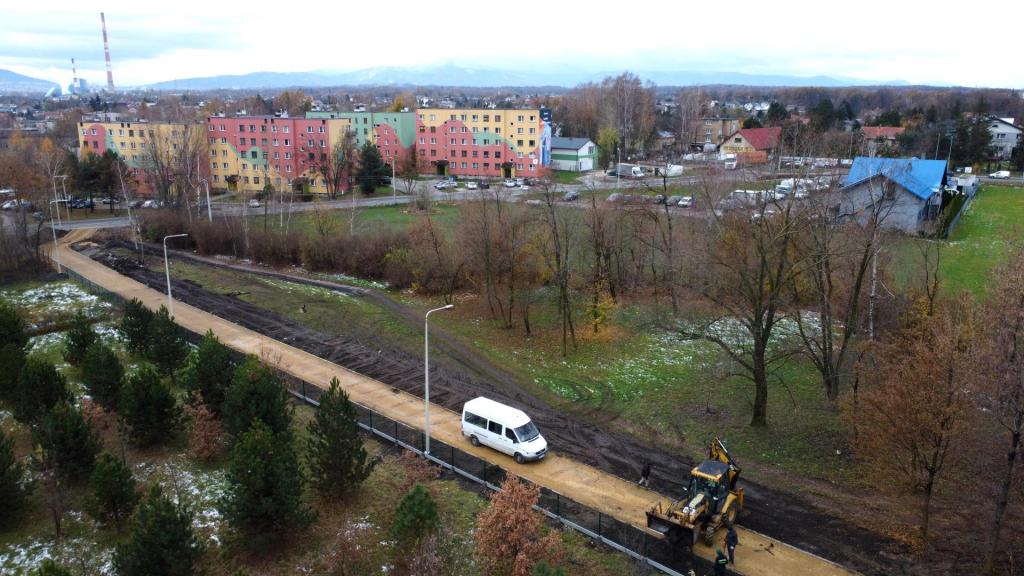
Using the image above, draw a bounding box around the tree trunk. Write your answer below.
[985,421,1022,574]
[751,342,768,427]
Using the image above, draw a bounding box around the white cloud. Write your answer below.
[0,0,1022,87]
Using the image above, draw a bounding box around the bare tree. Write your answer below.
[538,180,578,356]
[309,132,355,200]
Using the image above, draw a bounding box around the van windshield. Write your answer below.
[514,422,540,443]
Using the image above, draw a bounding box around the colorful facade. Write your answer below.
[206,115,352,194]
[77,120,202,195]
[306,111,417,167]
[415,108,547,178]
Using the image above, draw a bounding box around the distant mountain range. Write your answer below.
[143,63,906,91]
[0,69,59,94]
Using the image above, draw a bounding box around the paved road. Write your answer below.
[47,228,857,576]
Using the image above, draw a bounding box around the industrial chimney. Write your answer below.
[101,12,114,91]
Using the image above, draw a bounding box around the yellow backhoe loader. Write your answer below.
[646,437,744,548]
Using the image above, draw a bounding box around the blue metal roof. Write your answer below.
[843,157,947,200]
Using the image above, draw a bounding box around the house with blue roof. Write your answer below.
[550,137,598,172]
[840,157,948,233]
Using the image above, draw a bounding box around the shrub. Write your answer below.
[87,453,139,530]
[31,559,72,576]
[222,356,292,438]
[474,477,563,576]
[0,343,26,405]
[307,377,374,494]
[34,401,100,483]
[390,483,439,546]
[113,485,202,576]
[119,365,181,447]
[63,310,96,366]
[13,356,70,425]
[186,403,227,462]
[81,342,124,411]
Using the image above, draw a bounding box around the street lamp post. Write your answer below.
[391,161,396,201]
[163,233,189,316]
[423,303,453,455]
[48,200,61,273]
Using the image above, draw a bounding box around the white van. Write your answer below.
[462,397,547,463]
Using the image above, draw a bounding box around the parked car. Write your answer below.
[462,396,547,464]
[127,199,143,208]
[479,182,491,189]
[667,195,682,206]
[503,179,518,188]
[606,192,623,203]
[2,199,32,211]
[677,196,693,208]
[141,200,159,209]
[1,200,17,210]
[248,199,261,208]
[654,194,667,205]
[71,198,94,209]
[990,170,1012,179]
[434,180,451,190]
[99,197,120,205]
[563,190,580,202]
[31,211,46,221]
[466,181,479,190]
[515,178,525,187]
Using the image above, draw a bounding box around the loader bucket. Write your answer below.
[646,511,676,535]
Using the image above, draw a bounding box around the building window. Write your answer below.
[283,126,289,133]
[285,152,291,159]
[461,162,467,168]
[223,163,229,169]
[284,139,290,146]
[213,175,220,182]
[253,177,260,184]
[517,115,524,122]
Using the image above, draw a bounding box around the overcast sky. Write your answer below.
[2,0,1022,88]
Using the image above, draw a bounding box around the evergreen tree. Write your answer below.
[34,401,100,483]
[765,102,789,125]
[87,453,139,530]
[82,341,124,411]
[0,343,26,405]
[179,330,235,414]
[222,356,292,438]
[113,485,202,576]
[810,98,836,132]
[31,559,73,576]
[741,117,762,129]
[0,298,28,350]
[120,365,181,447]
[13,357,70,425]
[145,307,188,385]
[119,299,153,355]
[390,483,439,546]
[0,428,28,529]
[355,140,388,193]
[307,377,374,494]
[63,311,96,366]
[220,420,312,547]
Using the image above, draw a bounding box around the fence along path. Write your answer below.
[51,231,856,576]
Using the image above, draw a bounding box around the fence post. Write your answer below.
[451,445,455,469]
[369,410,373,432]
[598,513,602,538]
[301,379,306,401]
[394,421,399,446]
[556,493,560,517]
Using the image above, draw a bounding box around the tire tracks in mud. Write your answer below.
[90,243,906,575]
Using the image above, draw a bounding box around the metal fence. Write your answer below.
[280,376,716,576]
[62,266,717,576]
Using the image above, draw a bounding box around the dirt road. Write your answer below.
[56,234,892,575]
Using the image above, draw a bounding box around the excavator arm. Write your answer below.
[709,437,741,490]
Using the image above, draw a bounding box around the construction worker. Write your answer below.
[714,549,728,576]
[726,525,739,564]
[638,461,652,487]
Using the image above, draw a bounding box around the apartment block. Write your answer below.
[77,119,202,195]
[415,108,548,178]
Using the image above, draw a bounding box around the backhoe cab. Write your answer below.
[646,437,744,548]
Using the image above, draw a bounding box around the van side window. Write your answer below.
[488,421,502,435]
[505,428,517,442]
[464,412,486,429]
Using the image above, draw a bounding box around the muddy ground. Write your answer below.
[88,242,908,575]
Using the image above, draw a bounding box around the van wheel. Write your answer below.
[469,435,480,447]
[514,453,525,464]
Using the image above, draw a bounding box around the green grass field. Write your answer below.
[894,185,1024,297]
[264,203,462,237]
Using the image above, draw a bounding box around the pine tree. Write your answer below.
[145,306,188,385]
[13,356,70,425]
[0,428,28,529]
[120,299,153,355]
[120,365,181,447]
[34,401,100,483]
[0,298,28,350]
[179,330,235,414]
[356,140,388,193]
[113,485,202,576]
[82,341,124,411]
[87,453,139,531]
[222,356,292,438]
[63,310,97,366]
[0,343,26,406]
[390,483,439,546]
[220,420,312,547]
[307,377,374,494]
